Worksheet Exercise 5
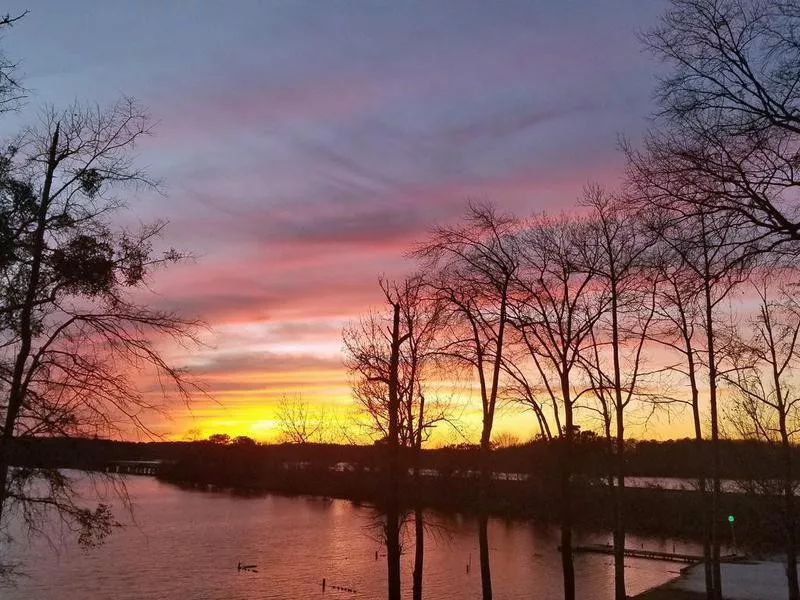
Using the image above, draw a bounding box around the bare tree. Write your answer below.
[274,394,326,444]
[0,99,201,556]
[577,187,659,600]
[490,431,521,448]
[344,275,452,600]
[499,339,555,442]
[343,288,405,600]
[510,212,606,600]
[642,0,800,246]
[724,274,800,600]
[627,139,759,597]
[346,283,450,441]
[648,237,716,591]
[636,15,800,587]
[392,276,448,600]
[0,11,26,114]
[413,201,519,600]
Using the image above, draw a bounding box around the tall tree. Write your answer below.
[344,286,406,600]
[393,276,447,600]
[510,213,606,600]
[638,13,800,586]
[724,274,800,600]
[346,276,451,600]
[578,188,658,600]
[648,239,715,593]
[0,100,200,552]
[627,141,758,597]
[413,202,519,600]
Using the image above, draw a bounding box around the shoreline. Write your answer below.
[633,565,703,600]
[635,589,706,600]
[634,559,795,600]
[155,464,787,547]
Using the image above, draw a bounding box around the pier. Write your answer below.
[571,544,739,564]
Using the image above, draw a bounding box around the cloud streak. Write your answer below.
[4,0,674,440]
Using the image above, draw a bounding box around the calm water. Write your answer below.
[1,474,691,599]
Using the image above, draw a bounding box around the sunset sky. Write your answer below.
[2,1,694,442]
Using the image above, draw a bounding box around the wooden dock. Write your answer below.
[571,544,738,564]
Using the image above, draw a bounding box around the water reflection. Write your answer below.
[412,506,424,600]
[478,511,492,599]
[1,475,687,600]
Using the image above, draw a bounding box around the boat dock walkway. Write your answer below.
[572,544,739,564]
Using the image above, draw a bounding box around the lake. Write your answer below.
[1,473,692,599]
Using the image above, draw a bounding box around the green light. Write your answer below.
[728,515,735,523]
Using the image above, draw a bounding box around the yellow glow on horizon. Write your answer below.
[158,382,698,446]
[154,342,703,445]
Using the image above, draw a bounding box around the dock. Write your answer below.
[571,544,738,564]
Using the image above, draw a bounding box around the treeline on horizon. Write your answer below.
[11,434,800,484]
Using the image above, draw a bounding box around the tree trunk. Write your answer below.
[478,442,493,600]
[610,282,627,600]
[782,425,799,600]
[478,511,492,600]
[688,350,713,600]
[385,503,401,600]
[704,279,722,600]
[412,505,424,600]
[613,410,626,600]
[386,303,403,600]
[412,454,424,600]
[560,375,575,600]
[700,464,713,600]
[0,125,59,522]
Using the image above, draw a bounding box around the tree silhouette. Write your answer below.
[413,202,519,600]
[275,394,326,444]
[627,152,759,598]
[0,99,201,553]
[510,212,605,600]
[724,274,800,600]
[344,275,454,600]
[642,0,800,246]
[578,187,659,600]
